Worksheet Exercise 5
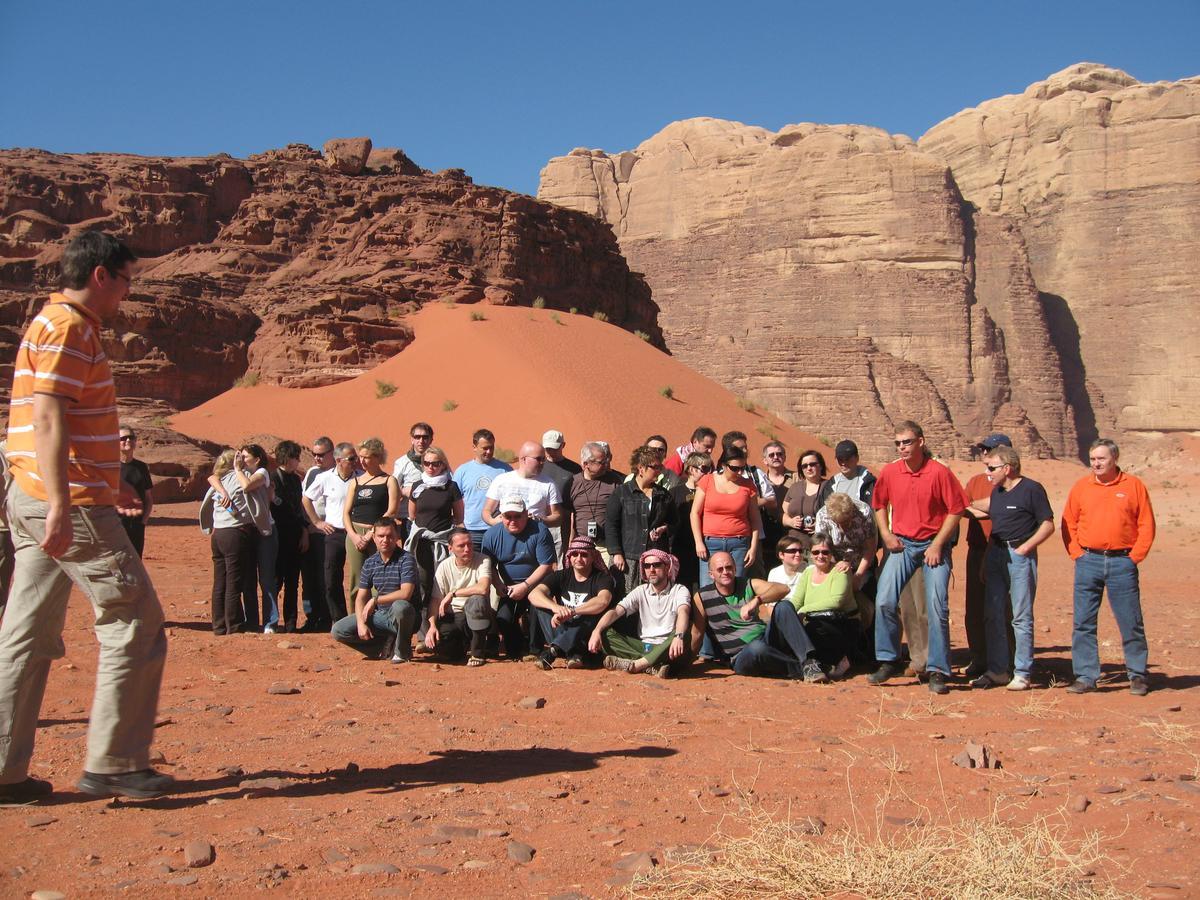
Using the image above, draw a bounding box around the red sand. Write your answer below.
[4,307,1199,897]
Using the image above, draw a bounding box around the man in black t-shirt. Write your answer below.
[117,426,153,556]
[528,535,614,669]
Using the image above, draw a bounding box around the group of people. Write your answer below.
[0,231,1161,807]
[202,418,1158,697]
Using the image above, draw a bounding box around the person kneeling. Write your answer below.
[331,518,418,662]
[693,551,825,682]
[588,549,690,677]
[424,527,493,667]
[530,536,615,670]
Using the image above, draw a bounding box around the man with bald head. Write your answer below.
[482,441,563,528]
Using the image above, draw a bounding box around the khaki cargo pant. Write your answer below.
[0,482,167,782]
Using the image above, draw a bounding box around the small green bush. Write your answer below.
[234,371,260,389]
[634,330,650,341]
[494,446,517,464]
[659,385,674,400]
[569,307,579,315]
[376,380,398,399]
[550,313,563,325]
[593,310,609,322]
[736,396,757,414]
[532,296,546,309]
[442,399,458,412]
[469,310,487,322]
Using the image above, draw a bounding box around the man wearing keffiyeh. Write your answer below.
[587,548,692,677]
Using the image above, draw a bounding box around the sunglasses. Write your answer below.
[119,435,135,442]
[800,461,820,469]
[642,561,665,570]
[725,464,747,474]
[523,455,546,463]
[811,549,833,557]
[894,437,916,448]
[312,449,331,457]
[766,451,784,459]
[422,459,444,467]
[693,465,714,473]
[567,550,590,558]
[781,547,803,556]
[412,433,432,441]
[984,463,1005,472]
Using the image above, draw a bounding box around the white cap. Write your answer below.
[542,429,565,449]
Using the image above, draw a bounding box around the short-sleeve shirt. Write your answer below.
[358,549,418,597]
[871,457,968,540]
[988,477,1053,543]
[541,568,615,609]
[698,577,765,659]
[617,582,691,643]
[412,481,462,531]
[963,472,995,547]
[486,471,561,520]
[481,519,556,585]
[454,458,512,530]
[120,458,153,506]
[304,468,358,529]
[813,499,876,569]
[569,471,623,539]
[432,552,493,613]
[7,296,120,505]
[696,473,756,537]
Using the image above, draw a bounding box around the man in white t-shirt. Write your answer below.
[588,548,691,677]
[482,440,562,526]
[302,443,362,626]
[299,435,336,631]
[424,528,493,666]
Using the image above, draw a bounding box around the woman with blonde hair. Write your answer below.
[203,449,254,635]
[814,490,878,590]
[343,437,401,599]
[408,444,465,638]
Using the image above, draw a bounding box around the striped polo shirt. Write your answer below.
[7,296,119,506]
[699,577,766,660]
[358,548,419,599]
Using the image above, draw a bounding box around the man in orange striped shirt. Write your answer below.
[0,232,173,803]
[1061,438,1156,696]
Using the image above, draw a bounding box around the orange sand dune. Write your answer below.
[173,304,832,466]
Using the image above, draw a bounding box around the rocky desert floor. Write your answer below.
[2,457,1198,899]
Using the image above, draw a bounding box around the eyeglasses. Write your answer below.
[336,455,356,463]
[647,445,667,453]
[422,459,444,468]
[800,461,820,469]
[712,565,736,573]
[119,435,135,443]
[766,451,784,459]
[692,465,714,473]
[643,462,663,471]
[411,433,432,441]
[642,561,665,570]
[584,458,604,466]
[107,269,131,285]
[501,513,524,522]
[811,549,834,557]
[312,449,331,457]
[984,463,1005,472]
[567,550,590,559]
[894,437,916,448]
[781,547,803,556]
[523,455,546,463]
[725,464,746,474]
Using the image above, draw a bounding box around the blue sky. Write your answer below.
[2,1,1196,196]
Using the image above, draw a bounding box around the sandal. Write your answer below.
[467,656,486,667]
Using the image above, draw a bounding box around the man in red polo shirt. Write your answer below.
[868,420,969,694]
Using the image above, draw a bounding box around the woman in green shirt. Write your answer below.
[789,533,859,674]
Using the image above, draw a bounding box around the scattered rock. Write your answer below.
[613,851,655,873]
[709,786,732,797]
[414,706,433,715]
[26,813,57,827]
[313,664,332,673]
[1095,785,1124,794]
[155,828,183,838]
[1012,787,1039,797]
[267,682,300,695]
[1068,795,1091,813]
[518,696,546,710]
[507,840,536,864]
[322,847,349,864]
[352,862,400,875]
[212,706,234,717]
[440,785,463,794]
[31,892,66,900]
[1165,705,1182,713]
[149,750,167,764]
[800,816,826,835]
[276,640,301,650]
[345,762,360,776]
[1175,780,1200,795]
[239,777,285,791]
[217,765,244,777]
[412,864,448,876]
[546,789,569,800]
[951,740,1002,770]
[436,825,480,839]
[884,815,924,827]
[323,137,373,176]
[168,875,199,887]
[184,840,215,868]
[461,860,490,869]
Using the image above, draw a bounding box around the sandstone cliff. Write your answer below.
[539,117,1077,459]
[0,141,660,494]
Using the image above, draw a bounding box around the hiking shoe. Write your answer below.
[1006,675,1031,691]
[1129,675,1150,696]
[963,660,987,679]
[534,649,556,671]
[867,662,901,686]
[390,651,409,664]
[1066,678,1096,694]
[928,672,950,695]
[77,768,175,800]
[564,655,585,670]
[0,776,53,804]
[263,624,277,634]
[802,659,828,684]
[970,671,1009,689]
[831,656,852,680]
[603,655,636,673]
[650,664,673,679]
[379,634,397,661]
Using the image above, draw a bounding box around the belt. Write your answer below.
[991,534,1033,548]
[1082,547,1131,557]
[805,610,853,619]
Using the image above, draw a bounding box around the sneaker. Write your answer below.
[964,660,987,679]
[379,635,397,661]
[831,656,852,680]
[603,655,636,673]
[390,651,409,664]
[867,662,901,686]
[1129,675,1150,696]
[534,649,556,671]
[564,656,585,670]
[0,776,53,804]
[650,664,673,679]
[802,659,828,684]
[1006,675,1031,691]
[263,624,277,634]
[970,671,1009,689]
[928,672,950,695]
[1066,678,1096,694]
[77,768,175,800]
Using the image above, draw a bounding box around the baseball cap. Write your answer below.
[499,496,527,514]
[542,429,565,449]
[462,594,493,631]
[974,433,1012,451]
[834,440,859,460]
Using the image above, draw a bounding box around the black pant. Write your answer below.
[323,529,348,622]
[211,526,253,634]
[120,515,146,557]
[803,614,860,668]
[301,529,327,622]
[433,610,488,659]
[275,520,304,629]
[494,596,528,659]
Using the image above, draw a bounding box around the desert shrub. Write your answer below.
[659,385,674,400]
[376,380,397,399]
[442,399,458,412]
[234,372,260,388]
[469,311,487,322]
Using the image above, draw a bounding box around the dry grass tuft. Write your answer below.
[633,804,1128,899]
[1016,692,1073,720]
[1139,717,1200,776]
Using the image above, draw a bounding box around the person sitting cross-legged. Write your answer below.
[424,527,493,667]
[331,518,418,662]
[529,535,615,670]
[693,551,828,682]
[588,549,691,677]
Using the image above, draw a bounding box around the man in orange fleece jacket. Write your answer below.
[1061,438,1156,695]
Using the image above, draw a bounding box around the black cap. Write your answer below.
[834,440,858,460]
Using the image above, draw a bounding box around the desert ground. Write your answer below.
[2,307,1198,898]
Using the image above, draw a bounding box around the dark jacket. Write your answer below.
[605,480,676,559]
[818,469,877,508]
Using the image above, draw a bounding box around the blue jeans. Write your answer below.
[257,526,280,628]
[1071,552,1146,684]
[730,601,815,678]
[875,536,953,675]
[331,600,418,656]
[534,608,599,657]
[984,544,1037,678]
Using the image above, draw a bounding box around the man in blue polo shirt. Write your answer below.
[331,518,418,662]
[967,445,1054,691]
[481,497,555,659]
